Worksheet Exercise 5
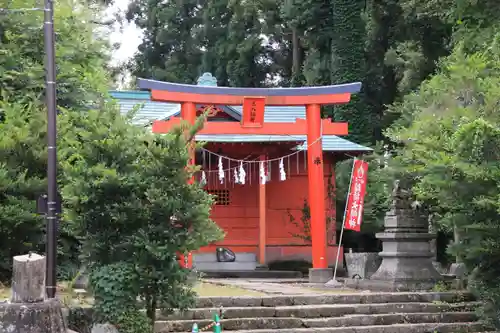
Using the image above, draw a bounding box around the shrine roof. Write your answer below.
[109,90,372,153]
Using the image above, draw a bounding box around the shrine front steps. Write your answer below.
[192,252,303,278]
[156,311,481,331]
[167,324,487,333]
[154,292,490,333]
[191,292,474,308]
[193,252,258,272]
[200,270,303,279]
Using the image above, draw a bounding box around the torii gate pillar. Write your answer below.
[305,104,331,282]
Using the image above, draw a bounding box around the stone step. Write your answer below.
[195,291,474,308]
[161,302,480,321]
[201,270,303,279]
[194,252,257,263]
[207,322,487,333]
[194,262,258,271]
[303,312,477,327]
[154,313,479,332]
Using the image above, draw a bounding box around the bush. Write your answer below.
[60,106,223,332]
[0,0,114,280]
[386,40,500,328]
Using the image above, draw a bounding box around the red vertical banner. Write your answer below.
[344,159,369,232]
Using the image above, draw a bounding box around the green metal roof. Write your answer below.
[109,90,372,153]
[109,91,180,126]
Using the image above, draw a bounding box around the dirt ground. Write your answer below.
[0,281,265,304]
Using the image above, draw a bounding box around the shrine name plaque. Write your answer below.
[241,97,266,128]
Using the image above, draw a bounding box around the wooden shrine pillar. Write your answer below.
[305,104,327,270]
[258,154,267,265]
[180,102,196,269]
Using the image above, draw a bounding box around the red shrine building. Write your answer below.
[110,73,371,282]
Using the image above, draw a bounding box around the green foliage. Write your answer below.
[401,0,500,27]
[0,0,112,281]
[127,0,203,83]
[287,199,311,242]
[90,263,151,333]
[201,0,269,87]
[0,99,46,281]
[0,7,222,333]
[383,15,452,97]
[67,307,93,333]
[128,0,269,87]
[362,0,401,141]
[386,37,500,328]
[60,105,223,331]
[329,0,371,144]
[0,0,111,108]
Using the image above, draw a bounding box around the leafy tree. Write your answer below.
[259,0,294,87]
[1,4,223,333]
[0,99,46,281]
[386,40,500,328]
[329,0,370,144]
[126,0,204,84]
[128,0,269,87]
[223,0,268,87]
[199,0,269,87]
[0,0,111,109]
[60,107,223,332]
[198,0,234,85]
[0,0,112,280]
[362,0,401,142]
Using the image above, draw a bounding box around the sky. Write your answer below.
[106,0,142,66]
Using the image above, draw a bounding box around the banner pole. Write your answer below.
[331,158,357,283]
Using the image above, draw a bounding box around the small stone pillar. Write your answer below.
[11,253,46,303]
[0,253,74,333]
[369,181,442,291]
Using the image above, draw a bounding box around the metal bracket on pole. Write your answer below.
[36,193,62,215]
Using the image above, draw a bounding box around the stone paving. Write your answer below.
[204,278,363,295]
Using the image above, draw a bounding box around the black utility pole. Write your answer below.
[43,0,58,299]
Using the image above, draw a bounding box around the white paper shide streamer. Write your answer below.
[239,162,246,185]
[279,158,286,181]
[218,157,224,184]
[234,168,240,184]
[200,170,207,186]
[259,161,266,185]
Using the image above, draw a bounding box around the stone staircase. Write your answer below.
[155,292,490,333]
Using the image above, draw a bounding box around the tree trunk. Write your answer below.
[146,294,157,324]
[291,27,301,86]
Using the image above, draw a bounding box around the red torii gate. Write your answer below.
[138,78,362,279]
